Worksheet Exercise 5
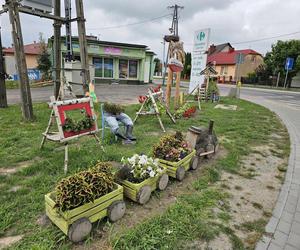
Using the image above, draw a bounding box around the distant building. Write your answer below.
[207,43,263,83]
[48,36,156,85]
[3,41,41,75]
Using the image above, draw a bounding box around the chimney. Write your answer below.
[208,44,216,55]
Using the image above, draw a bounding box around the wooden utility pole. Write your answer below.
[75,0,90,94]
[6,0,34,120]
[0,26,8,108]
[53,0,62,99]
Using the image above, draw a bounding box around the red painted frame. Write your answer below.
[57,102,96,139]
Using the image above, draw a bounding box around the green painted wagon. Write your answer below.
[158,149,197,181]
[119,168,169,204]
[45,183,125,242]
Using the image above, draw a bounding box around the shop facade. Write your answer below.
[49,36,156,85]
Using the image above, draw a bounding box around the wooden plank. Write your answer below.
[68,194,123,224]
[119,169,167,201]
[63,184,123,219]
[45,183,123,219]
[158,150,196,178]
[199,150,215,156]
[46,203,69,235]
[158,149,196,167]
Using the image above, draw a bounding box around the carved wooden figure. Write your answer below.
[166,41,185,109]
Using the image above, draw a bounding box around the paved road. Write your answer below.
[219,85,300,250]
[6,83,189,105]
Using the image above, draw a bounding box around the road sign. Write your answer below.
[13,69,41,81]
[21,0,53,13]
[285,57,294,71]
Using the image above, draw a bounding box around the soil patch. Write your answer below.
[0,235,23,249]
[216,144,287,249]
[73,149,227,250]
[0,157,41,175]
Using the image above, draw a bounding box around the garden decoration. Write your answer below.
[186,120,219,160]
[166,41,186,109]
[102,102,136,144]
[186,65,218,109]
[134,87,175,132]
[116,154,169,204]
[45,162,126,243]
[40,96,103,173]
[153,132,197,181]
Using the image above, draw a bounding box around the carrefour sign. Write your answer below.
[197,31,206,41]
[193,28,210,52]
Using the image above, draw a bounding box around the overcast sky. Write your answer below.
[0,0,299,60]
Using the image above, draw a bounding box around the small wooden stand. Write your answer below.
[40,96,103,173]
[133,89,175,132]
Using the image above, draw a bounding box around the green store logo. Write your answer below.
[197,31,205,41]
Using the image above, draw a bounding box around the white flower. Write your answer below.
[149,171,155,178]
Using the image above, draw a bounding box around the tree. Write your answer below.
[153,58,161,74]
[37,33,51,81]
[264,40,300,87]
[182,52,191,79]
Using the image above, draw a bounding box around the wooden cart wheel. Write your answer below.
[108,200,126,222]
[68,217,92,243]
[176,166,185,181]
[190,156,199,170]
[157,173,169,191]
[137,185,152,205]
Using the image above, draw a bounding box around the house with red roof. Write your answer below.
[207,43,263,83]
[3,41,41,75]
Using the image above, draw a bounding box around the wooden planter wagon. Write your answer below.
[158,149,197,181]
[45,183,125,242]
[119,168,169,205]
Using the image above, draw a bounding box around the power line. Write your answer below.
[231,30,300,45]
[87,13,172,31]
[183,30,300,47]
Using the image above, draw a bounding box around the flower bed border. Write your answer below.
[158,149,196,179]
[119,168,168,204]
[45,183,123,235]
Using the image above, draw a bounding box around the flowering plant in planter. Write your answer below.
[120,154,164,183]
[153,131,192,162]
[174,103,197,119]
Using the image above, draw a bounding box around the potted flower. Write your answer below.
[153,132,197,181]
[116,154,169,204]
[174,103,197,119]
[45,162,125,243]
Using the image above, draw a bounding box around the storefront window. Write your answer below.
[119,59,128,78]
[129,60,138,78]
[93,57,113,78]
[104,58,113,78]
[93,58,103,77]
[119,59,138,79]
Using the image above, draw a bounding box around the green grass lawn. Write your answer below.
[0,98,289,249]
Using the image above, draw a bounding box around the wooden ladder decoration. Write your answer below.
[133,89,176,132]
[40,96,104,174]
